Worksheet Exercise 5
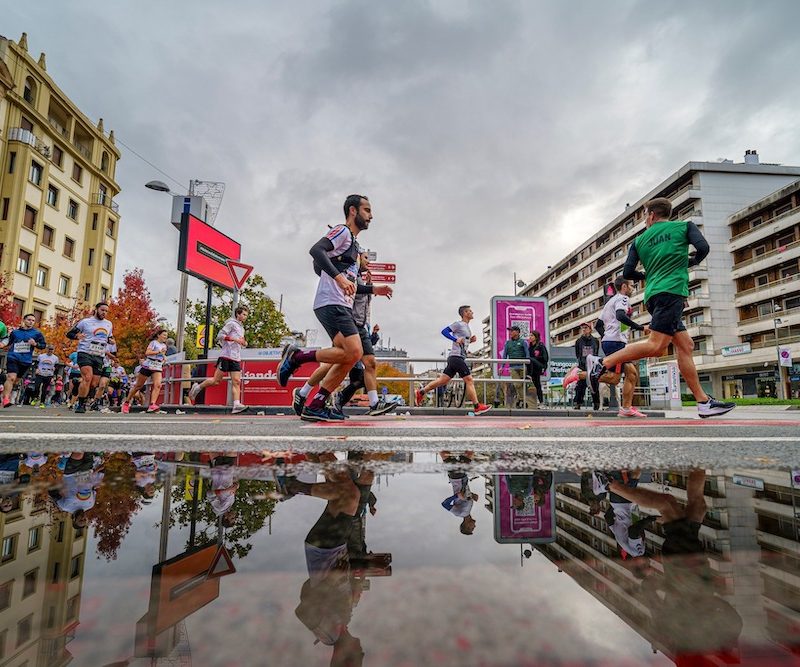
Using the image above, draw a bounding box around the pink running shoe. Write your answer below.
[618,406,647,418]
[146,404,160,413]
[562,365,581,389]
[121,402,130,414]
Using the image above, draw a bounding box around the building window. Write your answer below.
[52,144,64,167]
[758,302,774,318]
[42,225,54,248]
[101,151,109,172]
[17,249,31,274]
[1,198,8,220]
[67,199,79,220]
[106,218,115,236]
[7,151,15,174]
[83,283,90,301]
[1,536,16,563]
[33,309,44,327]
[16,614,32,647]
[751,216,763,228]
[103,252,112,271]
[753,245,767,258]
[28,527,41,552]
[20,116,33,132]
[12,298,25,321]
[100,287,108,302]
[775,204,792,217]
[756,274,770,287]
[92,212,98,230]
[22,569,37,598]
[688,312,704,325]
[23,205,37,230]
[58,275,70,296]
[87,248,94,266]
[51,561,61,583]
[785,296,800,311]
[72,162,83,183]
[777,232,796,248]
[46,184,59,207]
[70,555,81,579]
[67,595,80,621]
[0,581,11,611]
[63,236,75,259]
[35,265,49,287]
[24,76,36,103]
[781,264,799,279]
[29,160,43,186]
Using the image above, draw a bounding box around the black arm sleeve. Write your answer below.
[574,338,581,360]
[66,326,80,340]
[622,243,646,281]
[615,309,644,331]
[686,222,710,267]
[594,319,605,337]
[355,283,374,295]
[308,237,339,279]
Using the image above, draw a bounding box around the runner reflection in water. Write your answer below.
[596,468,743,657]
[440,451,478,535]
[207,453,239,528]
[0,453,28,512]
[282,453,365,666]
[48,452,106,528]
[592,469,656,559]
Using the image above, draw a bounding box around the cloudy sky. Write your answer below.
[7,1,800,358]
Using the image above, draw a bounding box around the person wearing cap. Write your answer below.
[502,326,529,409]
[573,322,599,410]
[32,344,60,408]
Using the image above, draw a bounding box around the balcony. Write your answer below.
[737,305,800,336]
[48,116,70,139]
[7,127,37,146]
[93,192,119,214]
[729,204,800,250]
[73,140,92,160]
[731,239,800,279]
[685,321,713,339]
[735,273,800,308]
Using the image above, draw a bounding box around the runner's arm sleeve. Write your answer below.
[355,283,374,294]
[441,326,458,342]
[65,325,80,340]
[370,332,380,345]
[35,332,47,348]
[441,495,458,511]
[615,309,644,331]
[594,319,605,337]
[308,237,339,278]
[622,243,646,281]
[687,222,710,267]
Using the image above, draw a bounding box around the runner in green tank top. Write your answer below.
[590,197,735,418]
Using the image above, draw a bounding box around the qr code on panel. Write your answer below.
[511,321,531,338]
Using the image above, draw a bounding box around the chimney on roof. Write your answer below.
[744,149,759,165]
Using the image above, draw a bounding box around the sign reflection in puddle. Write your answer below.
[1,450,798,665]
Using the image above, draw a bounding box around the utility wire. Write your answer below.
[115,136,187,192]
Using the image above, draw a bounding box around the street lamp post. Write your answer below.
[513,273,527,296]
[773,301,785,399]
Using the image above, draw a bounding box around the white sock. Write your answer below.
[368,390,379,406]
[299,383,313,398]
[234,400,243,407]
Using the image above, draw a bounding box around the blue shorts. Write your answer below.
[6,359,31,377]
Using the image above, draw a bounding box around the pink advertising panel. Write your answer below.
[493,474,556,544]
[490,296,549,378]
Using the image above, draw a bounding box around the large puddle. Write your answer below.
[2,450,799,665]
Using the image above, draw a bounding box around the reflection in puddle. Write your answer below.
[0,450,798,665]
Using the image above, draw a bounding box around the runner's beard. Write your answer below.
[355,213,370,230]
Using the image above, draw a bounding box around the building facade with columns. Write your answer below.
[0,32,121,324]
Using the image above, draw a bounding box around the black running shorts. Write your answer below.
[77,352,104,375]
[357,325,375,357]
[645,293,687,337]
[314,305,359,341]
[442,355,471,379]
[5,359,31,377]
[216,357,242,373]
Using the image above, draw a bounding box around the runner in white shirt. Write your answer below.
[188,306,250,414]
[91,335,118,412]
[32,345,59,408]
[440,452,478,535]
[122,328,168,414]
[66,302,114,414]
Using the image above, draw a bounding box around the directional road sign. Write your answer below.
[369,262,396,272]
[371,273,396,283]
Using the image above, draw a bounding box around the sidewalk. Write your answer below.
[664,404,800,420]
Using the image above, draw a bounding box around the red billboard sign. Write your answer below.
[370,273,396,283]
[368,262,396,272]
[178,213,241,290]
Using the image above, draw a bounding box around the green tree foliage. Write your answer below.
[185,274,289,359]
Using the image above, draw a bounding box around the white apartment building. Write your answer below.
[518,151,800,399]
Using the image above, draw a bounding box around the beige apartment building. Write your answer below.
[0,33,121,324]
[517,152,800,399]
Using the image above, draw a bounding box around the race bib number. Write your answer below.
[147,359,163,371]
[88,342,106,355]
[13,342,31,354]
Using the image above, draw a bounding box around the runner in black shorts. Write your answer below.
[415,306,491,415]
[590,197,735,418]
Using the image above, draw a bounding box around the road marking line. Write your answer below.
[0,433,796,443]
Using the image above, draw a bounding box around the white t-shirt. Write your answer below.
[75,316,114,356]
[447,474,474,517]
[208,466,237,516]
[36,353,59,377]
[57,470,104,513]
[313,225,359,310]
[608,503,646,557]
[448,321,472,358]
[132,454,157,487]
[142,341,167,371]
[218,318,245,361]
[599,293,631,344]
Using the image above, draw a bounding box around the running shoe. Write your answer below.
[232,403,249,414]
[74,403,86,414]
[292,388,306,416]
[618,406,647,418]
[365,399,397,416]
[121,402,130,414]
[589,362,607,398]
[592,470,611,493]
[31,399,39,407]
[39,403,45,409]
[2,397,10,408]
[300,406,346,422]
[562,365,581,389]
[415,389,425,406]
[330,404,349,420]
[188,383,201,405]
[474,403,492,415]
[278,344,300,387]
[697,396,736,419]
[146,404,160,413]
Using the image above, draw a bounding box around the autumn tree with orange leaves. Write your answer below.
[0,272,19,329]
[38,301,92,361]
[109,269,160,369]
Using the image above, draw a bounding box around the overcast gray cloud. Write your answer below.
[7,0,800,358]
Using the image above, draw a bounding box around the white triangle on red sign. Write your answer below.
[226,260,254,290]
[207,546,236,579]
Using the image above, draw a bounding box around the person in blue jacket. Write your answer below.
[2,313,46,408]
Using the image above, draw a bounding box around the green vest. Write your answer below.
[505,338,527,360]
[634,220,690,303]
